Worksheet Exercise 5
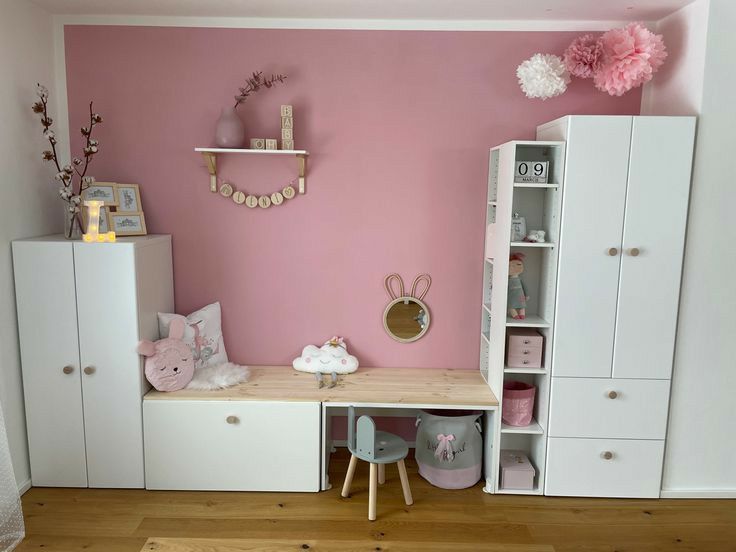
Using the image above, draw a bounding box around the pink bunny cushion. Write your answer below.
[137,318,195,392]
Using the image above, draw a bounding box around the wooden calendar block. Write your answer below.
[281,117,293,129]
[281,128,293,140]
[250,138,265,150]
[265,139,278,150]
[280,105,293,117]
[281,139,294,150]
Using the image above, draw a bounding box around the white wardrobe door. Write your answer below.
[12,241,87,487]
[553,117,632,378]
[74,243,144,488]
[613,117,696,379]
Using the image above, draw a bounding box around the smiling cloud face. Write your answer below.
[293,339,359,374]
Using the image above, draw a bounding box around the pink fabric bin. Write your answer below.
[502,381,536,426]
[500,449,536,490]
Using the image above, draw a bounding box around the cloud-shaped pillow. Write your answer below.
[293,338,359,375]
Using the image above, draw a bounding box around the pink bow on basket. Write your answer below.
[434,433,456,462]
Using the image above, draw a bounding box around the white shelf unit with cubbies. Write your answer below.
[479,140,565,495]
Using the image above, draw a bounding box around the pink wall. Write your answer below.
[64,26,640,368]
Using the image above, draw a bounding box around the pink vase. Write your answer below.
[214,106,245,148]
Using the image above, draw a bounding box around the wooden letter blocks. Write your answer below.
[281,128,293,140]
[265,139,278,150]
[281,117,293,129]
[281,139,294,150]
[280,105,293,117]
[250,138,265,150]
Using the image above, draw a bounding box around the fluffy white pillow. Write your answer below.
[158,302,228,370]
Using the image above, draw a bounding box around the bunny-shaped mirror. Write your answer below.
[383,273,432,343]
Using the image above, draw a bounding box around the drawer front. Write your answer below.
[545,437,664,498]
[144,400,320,491]
[507,351,543,368]
[549,378,670,439]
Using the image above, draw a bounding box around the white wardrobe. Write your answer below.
[12,235,173,488]
[537,116,696,498]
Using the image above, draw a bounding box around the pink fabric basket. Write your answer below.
[502,381,536,426]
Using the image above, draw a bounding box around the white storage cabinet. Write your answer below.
[12,235,174,488]
[537,116,696,498]
[144,399,321,491]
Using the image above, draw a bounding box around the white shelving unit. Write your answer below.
[479,140,565,495]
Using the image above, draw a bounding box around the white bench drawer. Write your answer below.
[549,378,670,439]
[144,400,320,491]
[545,437,664,498]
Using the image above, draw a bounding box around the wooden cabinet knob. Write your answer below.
[601,451,614,460]
[628,247,640,257]
[226,416,239,424]
[607,390,619,399]
[83,366,95,375]
[607,247,619,256]
[62,365,74,375]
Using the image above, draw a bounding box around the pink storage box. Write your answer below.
[506,328,544,369]
[500,449,536,490]
[502,381,536,426]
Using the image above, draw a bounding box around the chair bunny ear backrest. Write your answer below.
[356,415,376,459]
[347,405,356,451]
[384,273,405,300]
[410,274,432,301]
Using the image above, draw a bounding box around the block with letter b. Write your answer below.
[281,128,293,140]
[280,105,293,117]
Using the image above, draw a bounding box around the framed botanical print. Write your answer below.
[83,204,111,233]
[82,182,118,206]
[109,211,147,236]
[116,183,142,212]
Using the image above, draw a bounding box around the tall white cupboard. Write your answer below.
[12,235,173,488]
[537,116,696,498]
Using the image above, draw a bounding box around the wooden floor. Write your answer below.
[18,450,736,552]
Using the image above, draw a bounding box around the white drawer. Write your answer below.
[548,378,670,439]
[144,400,320,491]
[545,437,664,498]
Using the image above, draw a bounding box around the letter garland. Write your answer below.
[217,179,298,209]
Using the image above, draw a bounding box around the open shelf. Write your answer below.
[195,147,309,155]
[504,366,547,375]
[501,419,544,435]
[514,182,559,189]
[506,315,551,328]
[510,241,555,248]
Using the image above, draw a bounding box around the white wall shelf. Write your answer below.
[501,419,544,435]
[194,147,309,194]
[479,140,565,495]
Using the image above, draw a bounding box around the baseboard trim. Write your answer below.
[18,479,31,495]
[661,489,736,499]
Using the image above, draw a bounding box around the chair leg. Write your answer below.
[397,459,413,506]
[378,463,385,485]
[341,454,358,498]
[368,463,378,521]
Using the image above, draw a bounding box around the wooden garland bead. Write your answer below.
[258,195,271,209]
[219,182,233,197]
[245,195,258,208]
[232,191,246,204]
[282,185,296,200]
[271,192,284,206]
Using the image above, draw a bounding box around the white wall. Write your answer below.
[645,0,736,496]
[0,0,59,492]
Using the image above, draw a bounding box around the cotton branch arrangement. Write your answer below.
[233,71,287,108]
[32,83,103,229]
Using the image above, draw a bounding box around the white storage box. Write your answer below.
[500,449,536,490]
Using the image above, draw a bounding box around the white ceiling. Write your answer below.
[31,0,694,22]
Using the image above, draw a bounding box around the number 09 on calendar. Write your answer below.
[514,161,549,184]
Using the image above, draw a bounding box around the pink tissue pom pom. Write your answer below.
[564,34,603,79]
[594,22,667,96]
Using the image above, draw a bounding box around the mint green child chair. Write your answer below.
[340,406,413,521]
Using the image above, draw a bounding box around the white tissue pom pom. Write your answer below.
[516,54,571,100]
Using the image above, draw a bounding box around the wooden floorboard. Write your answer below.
[17,450,736,552]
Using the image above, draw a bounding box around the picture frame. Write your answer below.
[82,182,118,206]
[116,183,142,212]
[82,204,111,233]
[109,211,147,236]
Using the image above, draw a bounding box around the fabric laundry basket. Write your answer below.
[415,410,483,489]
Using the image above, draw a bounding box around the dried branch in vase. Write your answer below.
[32,84,103,237]
[233,71,287,108]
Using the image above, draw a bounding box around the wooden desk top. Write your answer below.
[144,366,499,409]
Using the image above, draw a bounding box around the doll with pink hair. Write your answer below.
[507,253,529,320]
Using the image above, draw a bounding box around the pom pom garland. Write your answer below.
[516,53,571,100]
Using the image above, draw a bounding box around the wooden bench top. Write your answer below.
[144,366,499,409]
